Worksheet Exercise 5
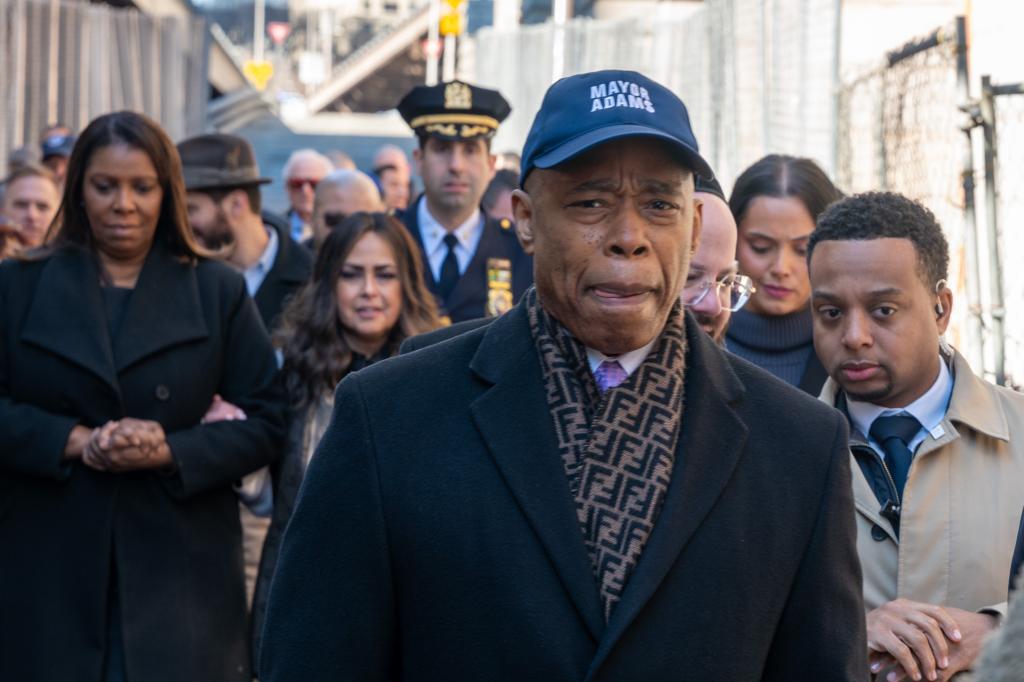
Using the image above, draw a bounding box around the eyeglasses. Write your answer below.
[322,211,348,228]
[287,178,320,191]
[682,272,756,312]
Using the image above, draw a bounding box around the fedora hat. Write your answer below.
[176,133,271,191]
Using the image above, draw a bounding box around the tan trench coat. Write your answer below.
[820,351,1024,619]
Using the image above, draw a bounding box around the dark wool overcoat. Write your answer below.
[260,304,868,681]
[0,241,286,682]
[255,212,313,333]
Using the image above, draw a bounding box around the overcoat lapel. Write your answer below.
[21,246,119,393]
[586,319,750,680]
[469,306,606,642]
[114,244,209,371]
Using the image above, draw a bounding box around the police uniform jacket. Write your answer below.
[398,195,532,323]
[0,241,286,682]
[260,303,867,680]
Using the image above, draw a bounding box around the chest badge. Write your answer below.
[486,257,513,317]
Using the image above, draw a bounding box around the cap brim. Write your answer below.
[532,124,713,180]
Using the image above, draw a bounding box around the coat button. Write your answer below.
[871,524,887,541]
[155,385,171,401]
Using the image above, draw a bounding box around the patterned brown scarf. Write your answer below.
[525,287,687,621]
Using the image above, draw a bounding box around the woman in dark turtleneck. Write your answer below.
[725,155,843,395]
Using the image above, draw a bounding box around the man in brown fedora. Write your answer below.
[177,133,312,334]
[176,133,310,612]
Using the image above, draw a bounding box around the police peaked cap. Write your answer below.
[398,80,511,141]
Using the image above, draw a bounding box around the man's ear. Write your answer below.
[935,284,954,334]
[690,197,703,258]
[512,188,535,255]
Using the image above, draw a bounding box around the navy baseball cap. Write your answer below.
[520,70,712,185]
[41,134,76,159]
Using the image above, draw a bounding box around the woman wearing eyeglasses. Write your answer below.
[308,169,385,251]
[725,155,844,395]
[250,212,442,671]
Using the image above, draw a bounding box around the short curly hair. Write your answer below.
[807,191,949,286]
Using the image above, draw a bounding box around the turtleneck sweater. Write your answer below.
[725,306,815,387]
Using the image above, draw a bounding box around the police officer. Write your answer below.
[397,80,532,323]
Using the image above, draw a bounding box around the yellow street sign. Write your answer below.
[243,60,274,91]
[439,13,463,36]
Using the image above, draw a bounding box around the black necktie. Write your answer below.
[438,233,460,301]
[869,414,922,500]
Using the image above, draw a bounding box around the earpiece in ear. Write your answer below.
[935,303,944,317]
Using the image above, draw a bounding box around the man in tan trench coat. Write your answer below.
[808,192,1024,682]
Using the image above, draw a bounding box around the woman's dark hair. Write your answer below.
[40,110,205,261]
[728,154,843,227]
[275,212,442,408]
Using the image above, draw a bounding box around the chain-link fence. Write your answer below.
[467,0,840,191]
[0,0,209,179]
[835,21,984,367]
[983,81,1024,385]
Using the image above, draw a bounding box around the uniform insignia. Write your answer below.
[486,257,514,317]
[445,81,473,110]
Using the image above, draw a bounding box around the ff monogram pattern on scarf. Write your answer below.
[525,288,687,621]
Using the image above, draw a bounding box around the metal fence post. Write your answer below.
[980,75,1006,385]
[955,15,986,373]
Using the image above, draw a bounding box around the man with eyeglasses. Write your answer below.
[681,176,753,343]
[309,169,385,250]
[282,149,333,243]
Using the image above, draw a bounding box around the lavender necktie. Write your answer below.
[594,359,628,393]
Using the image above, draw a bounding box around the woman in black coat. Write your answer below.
[0,111,286,681]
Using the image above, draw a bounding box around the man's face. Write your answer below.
[514,137,701,355]
[379,167,410,211]
[286,158,329,220]
[43,156,69,184]
[682,192,738,343]
[186,191,234,252]
[414,137,495,218]
[2,175,60,247]
[810,238,950,408]
[313,182,384,247]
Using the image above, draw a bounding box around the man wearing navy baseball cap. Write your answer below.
[261,70,866,681]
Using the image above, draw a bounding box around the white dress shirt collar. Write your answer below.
[585,337,658,378]
[243,225,278,297]
[417,199,485,281]
[847,358,954,455]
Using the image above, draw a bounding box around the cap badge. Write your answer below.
[445,82,473,110]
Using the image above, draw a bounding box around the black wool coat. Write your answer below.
[397,195,532,323]
[255,212,312,332]
[260,304,868,681]
[0,242,286,682]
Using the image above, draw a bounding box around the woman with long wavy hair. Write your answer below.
[251,211,441,666]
